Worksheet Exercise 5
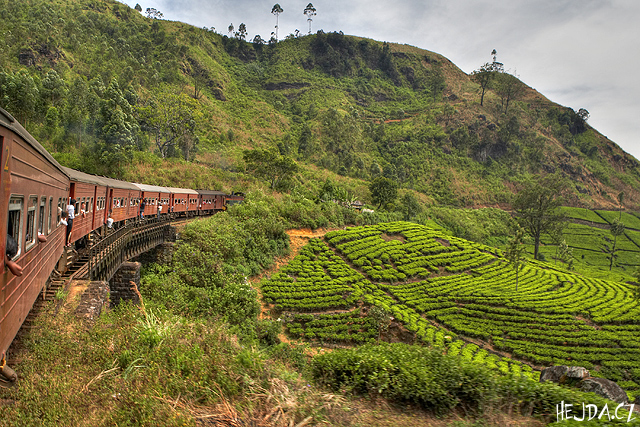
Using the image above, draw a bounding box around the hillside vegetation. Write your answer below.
[1,0,640,208]
[261,221,640,401]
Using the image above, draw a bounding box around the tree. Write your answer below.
[145,8,163,19]
[577,108,590,122]
[304,3,316,35]
[505,226,527,291]
[369,176,398,209]
[494,72,524,114]
[368,306,391,344]
[513,174,568,260]
[252,35,265,45]
[134,3,142,12]
[471,62,498,107]
[401,193,422,220]
[137,89,200,160]
[228,23,234,36]
[271,4,283,41]
[617,191,624,221]
[606,219,625,271]
[236,23,247,41]
[558,239,574,270]
[243,149,299,189]
[98,80,140,173]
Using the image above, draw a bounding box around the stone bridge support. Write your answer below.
[109,261,142,308]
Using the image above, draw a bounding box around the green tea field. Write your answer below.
[260,221,640,399]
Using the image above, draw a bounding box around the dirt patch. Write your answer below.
[381,233,406,243]
[250,228,342,333]
[435,238,450,247]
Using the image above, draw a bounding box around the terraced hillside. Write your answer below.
[536,207,640,276]
[260,221,640,400]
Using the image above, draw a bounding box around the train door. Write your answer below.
[108,189,113,214]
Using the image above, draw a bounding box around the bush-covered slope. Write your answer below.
[261,221,640,400]
[1,0,640,208]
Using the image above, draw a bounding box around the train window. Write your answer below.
[39,197,46,236]
[90,197,94,212]
[48,197,53,233]
[8,196,24,259]
[26,196,37,251]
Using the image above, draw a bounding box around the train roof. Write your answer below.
[97,175,140,191]
[196,189,227,196]
[165,187,199,195]
[62,166,110,186]
[1,107,67,176]
[132,183,171,193]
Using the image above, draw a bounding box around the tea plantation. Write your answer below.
[260,221,640,400]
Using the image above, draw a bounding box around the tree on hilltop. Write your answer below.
[134,3,142,12]
[304,3,317,35]
[471,62,498,107]
[236,23,247,41]
[494,72,524,114]
[272,4,284,41]
[513,174,568,260]
[145,7,163,19]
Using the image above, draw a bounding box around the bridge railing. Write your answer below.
[87,216,173,281]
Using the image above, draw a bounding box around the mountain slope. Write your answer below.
[0,0,639,208]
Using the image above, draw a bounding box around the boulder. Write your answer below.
[539,366,590,385]
[580,377,628,404]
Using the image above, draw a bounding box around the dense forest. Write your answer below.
[1,0,640,210]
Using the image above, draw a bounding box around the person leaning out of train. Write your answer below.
[65,199,75,247]
[5,235,23,277]
[157,202,162,219]
[79,201,87,219]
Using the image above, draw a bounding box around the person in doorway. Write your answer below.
[157,202,162,219]
[140,198,146,219]
[66,199,75,247]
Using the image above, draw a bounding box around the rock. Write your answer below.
[580,377,628,404]
[539,366,590,385]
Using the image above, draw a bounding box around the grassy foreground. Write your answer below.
[0,195,636,426]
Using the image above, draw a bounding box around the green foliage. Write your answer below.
[504,225,527,291]
[312,343,621,420]
[369,176,398,209]
[513,174,568,260]
[243,148,299,190]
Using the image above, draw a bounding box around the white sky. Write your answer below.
[119,0,640,160]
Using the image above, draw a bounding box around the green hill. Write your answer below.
[261,221,640,400]
[1,0,640,209]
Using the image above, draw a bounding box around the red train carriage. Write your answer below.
[196,190,226,215]
[62,167,109,245]
[225,192,244,208]
[101,176,141,225]
[166,187,199,218]
[133,183,170,218]
[0,108,69,360]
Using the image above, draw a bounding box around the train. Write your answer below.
[0,106,243,363]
